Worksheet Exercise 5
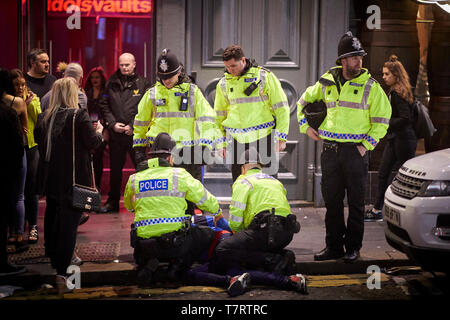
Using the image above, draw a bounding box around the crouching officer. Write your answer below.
[124,132,221,286]
[214,147,300,275]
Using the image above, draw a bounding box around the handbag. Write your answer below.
[71,109,101,212]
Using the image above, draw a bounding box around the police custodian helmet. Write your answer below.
[336,31,367,65]
[157,48,181,80]
[302,101,327,131]
[149,132,176,155]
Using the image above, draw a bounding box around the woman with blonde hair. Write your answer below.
[35,77,103,293]
[365,55,417,221]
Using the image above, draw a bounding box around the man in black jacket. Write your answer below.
[99,53,151,213]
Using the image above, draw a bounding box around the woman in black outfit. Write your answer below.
[35,78,102,292]
[84,66,108,189]
[365,55,417,221]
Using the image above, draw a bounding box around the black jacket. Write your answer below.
[99,69,151,131]
[386,90,416,140]
[35,107,102,200]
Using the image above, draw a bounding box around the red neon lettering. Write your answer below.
[48,0,152,14]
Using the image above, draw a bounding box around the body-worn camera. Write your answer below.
[244,80,261,96]
[179,92,188,111]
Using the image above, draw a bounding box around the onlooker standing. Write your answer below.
[40,62,87,112]
[25,49,56,100]
[297,31,391,263]
[99,53,151,213]
[10,69,42,244]
[0,77,26,277]
[84,66,108,190]
[0,68,29,252]
[35,78,102,293]
[365,55,417,221]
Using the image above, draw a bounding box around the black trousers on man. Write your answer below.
[230,134,273,182]
[321,142,368,253]
[214,218,294,274]
[107,133,136,205]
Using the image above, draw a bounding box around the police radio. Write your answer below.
[244,80,261,96]
[179,92,188,111]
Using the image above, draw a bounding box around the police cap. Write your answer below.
[157,48,181,80]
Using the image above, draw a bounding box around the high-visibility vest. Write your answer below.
[124,157,221,239]
[297,66,391,151]
[214,66,290,147]
[133,81,217,150]
[228,168,291,232]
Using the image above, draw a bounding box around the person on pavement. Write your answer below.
[100,53,151,213]
[297,31,391,263]
[124,132,222,287]
[214,147,301,275]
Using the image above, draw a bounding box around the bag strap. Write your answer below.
[72,108,97,189]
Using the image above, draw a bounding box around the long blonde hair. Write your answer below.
[383,55,414,104]
[44,77,79,122]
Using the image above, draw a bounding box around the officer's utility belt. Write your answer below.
[248,209,300,234]
[130,216,191,248]
[323,141,358,152]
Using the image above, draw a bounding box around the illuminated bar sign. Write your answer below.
[47,0,152,18]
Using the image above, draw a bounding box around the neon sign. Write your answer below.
[47,0,152,17]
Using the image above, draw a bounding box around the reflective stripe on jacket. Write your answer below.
[228,168,291,233]
[296,66,391,151]
[132,81,217,150]
[124,157,221,238]
[214,66,289,147]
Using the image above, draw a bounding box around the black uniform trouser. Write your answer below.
[374,136,417,210]
[214,224,293,273]
[231,134,273,182]
[44,196,82,275]
[134,225,215,270]
[108,134,136,203]
[93,140,107,191]
[321,142,368,252]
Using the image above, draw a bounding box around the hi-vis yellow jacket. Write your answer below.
[133,81,216,150]
[229,168,291,233]
[124,157,221,239]
[214,66,290,148]
[297,66,391,151]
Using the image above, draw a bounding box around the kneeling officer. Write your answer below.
[215,147,300,275]
[124,132,221,286]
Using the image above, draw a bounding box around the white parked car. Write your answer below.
[384,148,450,273]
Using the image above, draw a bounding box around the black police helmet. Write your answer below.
[149,132,176,155]
[302,101,327,131]
[157,49,181,80]
[336,31,367,65]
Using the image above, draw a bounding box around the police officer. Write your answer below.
[297,31,391,262]
[214,45,290,182]
[124,132,221,286]
[214,148,300,275]
[133,49,216,214]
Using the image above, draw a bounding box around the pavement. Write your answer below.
[0,198,414,289]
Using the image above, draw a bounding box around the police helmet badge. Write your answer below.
[160,59,168,72]
[352,37,362,51]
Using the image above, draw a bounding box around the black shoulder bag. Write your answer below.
[71,109,101,212]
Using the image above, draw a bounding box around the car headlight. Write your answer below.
[417,180,450,197]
